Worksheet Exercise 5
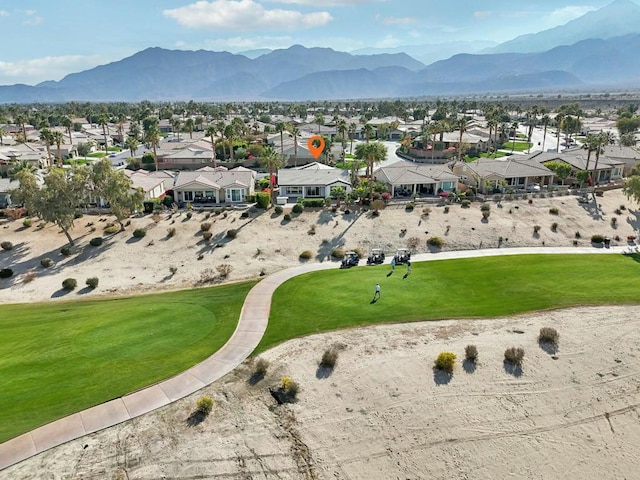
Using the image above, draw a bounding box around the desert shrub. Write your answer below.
[549,207,559,215]
[226,229,238,239]
[74,211,83,219]
[240,211,249,219]
[166,227,176,238]
[443,206,450,213]
[551,222,558,232]
[628,235,637,242]
[614,208,622,215]
[533,225,541,233]
[307,224,316,235]
[320,347,339,369]
[620,205,626,210]
[299,250,313,260]
[196,396,214,416]
[422,207,432,216]
[132,228,146,238]
[200,222,212,232]
[23,270,36,283]
[283,213,292,221]
[504,347,525,366]
[274,205,283,215]
[151,213,162,223]
[216,263,233,278]
[292,204,303,214]
[22,218,32,228]
[1,241,13,251]
[104,225,119,234]
[427,236,445,248]
[480,202,491,212]
[461,199,471,208]
[85,277,99,289]
[5,207,27,219]
[169,266,178,275]
[89,237,103,247]
[575,231,581,239]
[281,376,299,400]
[407,237,420,250]
[186,212,193,219]
[256,192,270,208]
[62,278,77,290]
[611,217,618,227]
[434,352,456,373]
[203,231,213,241]
[465,345,478,362]
[331,247,346,259]
[539,327,559,345]
[301,198,325,208]
[405,202,415,211]
[40,257,53,268]
[255,358,270,376]
[591,234,606,244]
[0,268,13,279]
[60,246,72,256]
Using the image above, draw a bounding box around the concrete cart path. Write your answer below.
[0,245,631,471]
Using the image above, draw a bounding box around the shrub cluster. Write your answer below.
[216,263,233,278]
[283,213,292,221]
[60,246,72,256]
[465,345,478,362]
[591,234,606,244]
[255,358,269,377]
[281,376,300,400]
[407,237,421,250]
[203,231,213,241]
[539,327,559,345]
[504,347,525,366]
[330,247,346,259]
[62,278,77,290]
[292,203,303,214]
[405,202,415,211]
[86,277,99,289]
[274,205,283,215]
[461,199,471,208]
[89,237,103,247]
[200,222,212,232]
[434,352,456,373]
[0,268,13,279]
[427,236,445,248]
[196,396,214,416]
[132,228,147,238]
[301,198,325,208]
[1,241,13,251]
[549,207,559,215]
[299,250,313,260]
[40,258,53,268]
[104,225,120,234]
[226,229,238,239]
[320,348,339,369]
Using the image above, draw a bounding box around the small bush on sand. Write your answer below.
[23,270,36,283]
[427,236,445,248]
[551,222,558,232]
[200,222,212,232]
[89,237,103,247]
[281,376,299,400]
[461,199,471,208]
[166,227,176,238]
[40,258,53,268]
[186,212,193,219]
[85,277,99,289]
[422,207,432,216]
[60,246,72,256]
[196,396,214,416]
[405,202,414,212]
[203,231,213,241]
[533,225,541,234]
[62,278,77,290]
[216,263,233,278]
[255,358,270,376]
[283,213,292,221]
[292,204,303,214]
[307,224,316,235]
[575,231,581,239]
[132,228,147,238]
[22,218,32,228]
[504,347,525,366]
[1,241,13,251]
[407,236,420,250]
[539,327,559,345]
[434,352,456,373]
[549,207,559,215]
[299,250,313,260]
[0,268,13,279]
[465,345,478,362]
[331,247,346,259]
[591,234,605,244]
[320,348,339,369]
[226,229,238,239]
[104,225,120,234]
[274,205,283,215]
[169,266,178,275]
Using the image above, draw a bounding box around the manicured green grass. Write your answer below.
[465,151,507,162]
[257,254,640,353]
[0,282,254,443]
[501,141,533,152]
[87,152,107,158]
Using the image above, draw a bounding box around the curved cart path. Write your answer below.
[0,245,630,470]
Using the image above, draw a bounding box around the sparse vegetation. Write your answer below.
[434,352,456,373]
[280,376,299,400]
[23,270,36,283]
[216,263,233,279]
[62,278,77,291]
[169,266,178,275]
[427,236,445,248]
[283,213,291,221]
[200,222,212,232]
[299,250,313,260]
[480,203,491,219]
[40,258,53,268]
[591,234,606,244]
[22,218,32,228]
[533,225,541,234]
[465,345,478,362]
[292,204,303,214]
[104,225,119,234]
[549,207,559,215]
[1,241,13,251]
[60,246,72,256]
[307,224,316,235]
[575,231,581,239]
[405,202,415,212]
[274,205,283,215]
[504,347,525,366]
[166,227,176,238]
[539,327,559,346]
[254,358,269,377]
[85,277,99,289]
[331,247,346,259]
[422,207,432,216]
[0,268,13,279]
[132,228,147,238]
[320,347,338,369]
[461,199,471,208]
[226,229,238,239]
[551,222,558,232]
[407,237,420,250]
[203,231,213,241]
[89,237,103,247]
[196,396,214,416]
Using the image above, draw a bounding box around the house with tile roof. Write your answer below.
[277,162,351,202]
[374,161,459,197]
[452,157,555,193]
[171,166,255,204]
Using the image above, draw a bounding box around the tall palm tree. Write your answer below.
[510,121,519,154]
[276,122,286,157]
[125,136,139,158]
[171,118,181,141]
[61,116,73,144]
[363,124,374,143]
[348,122,357,153]
[540,114,550,152]
[315,113,324,134]
[289,126,300,166]
[260,146,286,206]
[185,118,195,139]
[592,131,614,187]
[224,124,235,162]
[0,126,5,146]
[205,125,217,167]
[457,117,467,162]
[146,125,160,171]
[555,113,565,153]
[51,131,64,166]
[338,120,347,160]
[40,128,54,165]
[98,113,109,152]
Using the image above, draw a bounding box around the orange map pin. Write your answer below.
[308,135,325,160]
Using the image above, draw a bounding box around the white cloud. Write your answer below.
[375,34,400,48]
[0,55,106,85]
[24,9,37,16]
[544,5,596,27]
[22,9,42,26]
[375,14,416,25]
[271,0,385,4]
[473,11,491,19]
[163,0,332,31]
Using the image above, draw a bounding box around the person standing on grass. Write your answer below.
[390,257,396,272]
[373,283,381,300]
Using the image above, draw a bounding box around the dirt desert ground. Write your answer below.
[1,189,640,479]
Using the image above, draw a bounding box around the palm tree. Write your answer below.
[276,122,287,157]
[51,131,64,166]
[185,118,195,139]
[510,121,518,154]
[540,114,550,152]
[0,126,4,146]
[61,116,73,144]
[40,128,54,165]
[289,126,300,166]
[146,125,160,171]
[555,113,565,153]
[224,124,235,162]
[363,124,374,143]
[338,120,348,160]
[125,136,139,158]
[457,117,467,162]
[9,159,35,180]
[592,131,614,187]
[205,125,217,167]
[171,118,181,141]
[315,113,324,134]
[355,142,387,183]
[98,113,109,152]
[260,145,286,206]
[348,122,357,153]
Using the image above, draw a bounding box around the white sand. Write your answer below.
[1,189,639,479]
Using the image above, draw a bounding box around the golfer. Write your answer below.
[373,283,381,300]
[390,257,396,272]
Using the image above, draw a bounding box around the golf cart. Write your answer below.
[367,248,386,265]
[340,251,360,268]
[393,248,411,265]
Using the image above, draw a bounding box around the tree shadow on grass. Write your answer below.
[503,360,523,377]
[433,368,452,385]
[462,359,477,374]
[186,411,206,427]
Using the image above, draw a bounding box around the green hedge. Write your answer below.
[256,192,270,209]
[301,198,325,208]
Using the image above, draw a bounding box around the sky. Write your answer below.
[0,0,619,86]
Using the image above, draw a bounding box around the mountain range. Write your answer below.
[1,0,640,103]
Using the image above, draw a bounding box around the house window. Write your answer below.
[287,186,302,195]
[226,189,243,202]
[305,186,323,197]
[440,181,454,191]
[183,191,194,201]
